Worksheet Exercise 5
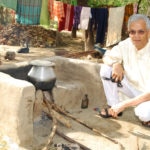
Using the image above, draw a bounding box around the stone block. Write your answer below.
[0,72,35,149]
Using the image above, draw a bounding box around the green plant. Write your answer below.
[138,0,150,15]
[87,0,138,7]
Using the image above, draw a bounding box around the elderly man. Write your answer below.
[99,14,150,128]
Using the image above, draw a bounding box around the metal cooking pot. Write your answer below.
[27,59,56,91]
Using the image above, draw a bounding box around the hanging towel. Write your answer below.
[58,3,74,31]
[16,0,42,25]
[78,7,91,30]
[48,0,54,19]
[0,0,17,11]
[106,6,125,47]
[73,6,82,29]
[40,0,50,27]
[64,4,74,31]
[50,1,64,22]
[91,8,108,45]
[53,1,64,22]
[58,3,67,31]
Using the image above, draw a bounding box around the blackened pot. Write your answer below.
[27,59,56,91]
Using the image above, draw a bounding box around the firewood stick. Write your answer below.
[42,99,57,150]
[48,102,123,147]
[56,129,91,150]
[43,106,71,128]
[59,111,119,144]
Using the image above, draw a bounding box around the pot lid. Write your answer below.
[30,59,55,67]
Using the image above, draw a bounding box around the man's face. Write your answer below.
[128,19,150,50]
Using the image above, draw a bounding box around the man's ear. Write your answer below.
[148,29,150,38]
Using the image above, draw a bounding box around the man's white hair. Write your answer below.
[128,14,150,30]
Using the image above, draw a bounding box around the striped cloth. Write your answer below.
[64,4,74,31]
[16,0,42,25]
[58,3,74,31]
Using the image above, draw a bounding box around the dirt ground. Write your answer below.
[0,31,150,150]
[0,31,100,65]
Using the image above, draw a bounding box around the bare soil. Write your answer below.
[0,30,102,66]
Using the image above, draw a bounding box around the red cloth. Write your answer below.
[58,3,67,31]
[58,3,74,31]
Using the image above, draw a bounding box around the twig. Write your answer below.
[42,99,57,150]
[43,105,71,128]
[56,129,91,150]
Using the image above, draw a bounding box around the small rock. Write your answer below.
[4,51,16,60]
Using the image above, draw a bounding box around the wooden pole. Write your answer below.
[43,102,71,128]
[56,129,91,150]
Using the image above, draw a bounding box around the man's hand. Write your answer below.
[110,103,125,118]
[112,63,124,82]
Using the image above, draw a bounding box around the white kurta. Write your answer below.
[103,38,150,92]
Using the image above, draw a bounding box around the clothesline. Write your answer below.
[0,0,136,46]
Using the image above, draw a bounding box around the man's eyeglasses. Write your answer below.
[128,30,146,35]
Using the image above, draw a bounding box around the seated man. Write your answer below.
[99,14,150,128]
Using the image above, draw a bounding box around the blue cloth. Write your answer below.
[16,0,42,25]
[91,8,108,44]
[94,45,106,55]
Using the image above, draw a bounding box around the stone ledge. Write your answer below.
[0,72,35,149]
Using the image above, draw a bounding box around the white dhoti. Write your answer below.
[135,101,150,122]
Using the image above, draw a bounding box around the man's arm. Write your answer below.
[110,92,150,117]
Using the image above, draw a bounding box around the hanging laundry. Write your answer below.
[106,6,125,47]
[90,8,97,31]
[91,8,108,45]
[58,3,74,31]
[0,0,17,11]
[73,6,82,30]
[40,0,50,28]
[64,4,74,31]
[133,3,138,14]
[58,3,67,31]
[78,7,91,30]
[49,0,64,22]
[16,0,42,25]
[122,4,133,34]
[48,0,54,19]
